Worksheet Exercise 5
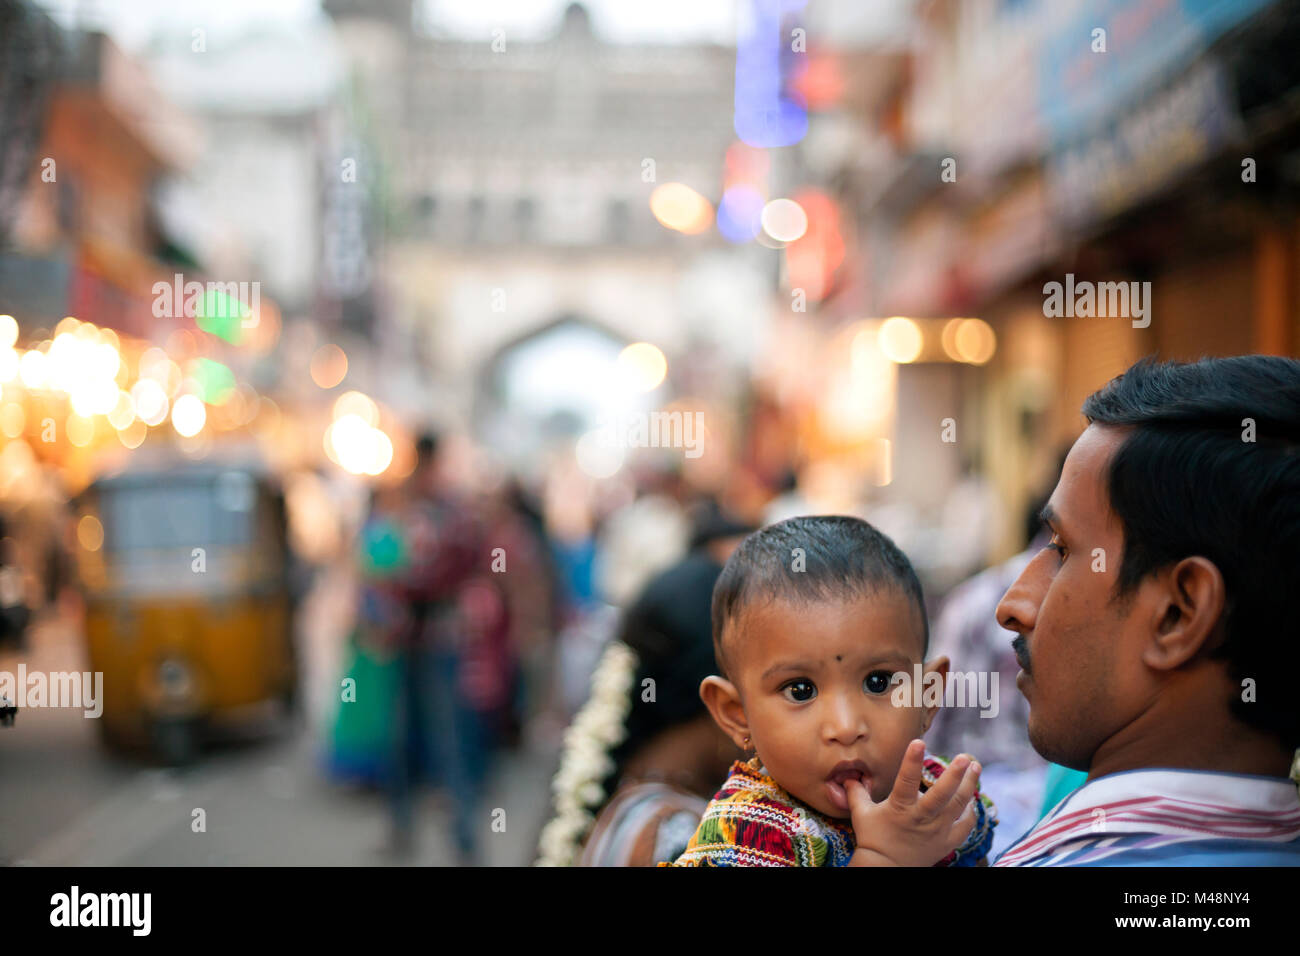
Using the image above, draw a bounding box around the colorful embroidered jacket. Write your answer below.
[661,753,997,867]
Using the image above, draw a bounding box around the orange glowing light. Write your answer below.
[310,344,348,389]
[649,183,714,235]
[792,54,844,109]
[879,318,923,364]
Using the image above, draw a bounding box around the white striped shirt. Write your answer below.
[994,767,1300,867]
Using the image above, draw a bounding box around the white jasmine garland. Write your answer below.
[534,640,638,866]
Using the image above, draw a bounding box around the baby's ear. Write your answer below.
[920,656,950,732]
[924,656,950,681]
[699,675,749,749]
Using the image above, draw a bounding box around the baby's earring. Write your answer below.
[742,735,751,750]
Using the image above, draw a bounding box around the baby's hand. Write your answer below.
[845,739,980,867]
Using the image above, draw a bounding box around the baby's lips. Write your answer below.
[842,775,873,800]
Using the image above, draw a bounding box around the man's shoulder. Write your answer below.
[1037,834,1300,867]
[996,767,1300,867]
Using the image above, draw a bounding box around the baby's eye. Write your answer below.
[864,671,893,695]
[781,679,816,703]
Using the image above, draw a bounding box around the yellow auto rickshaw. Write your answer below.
[74,458,296,763]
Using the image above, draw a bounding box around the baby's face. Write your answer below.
[729,591,932,819]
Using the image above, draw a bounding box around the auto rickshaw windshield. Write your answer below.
[86,471,266,598]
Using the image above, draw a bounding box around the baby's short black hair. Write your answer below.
[710,515,928,679]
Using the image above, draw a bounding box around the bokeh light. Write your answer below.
[310,344,348,389]
[733,0,808,148]
[332,390,379,428]
[716,185,765,243]
[616,342,668,392]
[196,287,251,344]
[761,198,808,243]
[365,430,394,476]
[107,390,136,430]
[171,394,207,437]
[878,317,923,364]
[723,141,770,188]
[191,358,237,404]
[18,350,47,389]
[66,413,95,448]
[69,378,119,417]
[574,429,624,479]
[131,379,170,427]
[140,347,183,396]
[649,183,713,235]
[951,321,987,366]
[77,515,104,552]
[118,418,147,449]
[0,402,24,438]
[325,413,393,475]
[784,189,845,303]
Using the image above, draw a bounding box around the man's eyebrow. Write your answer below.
[1039,503,1062,534]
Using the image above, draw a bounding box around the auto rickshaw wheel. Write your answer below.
[95,718,135,754]
[95,719,116,748]
[150,717,199,766]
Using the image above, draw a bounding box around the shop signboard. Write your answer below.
[1038,0,1271,144]
[1047,59,1243,227]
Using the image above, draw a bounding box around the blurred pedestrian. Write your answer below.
[474,478,558,749]
[595,462,690,608]
[328,481,410,785]
[384,432,492,865]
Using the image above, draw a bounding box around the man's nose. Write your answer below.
[996,550,1050,634]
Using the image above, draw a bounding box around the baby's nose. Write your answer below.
[823,696,867,745]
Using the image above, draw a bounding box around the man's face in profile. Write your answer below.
[995,425,1154,772]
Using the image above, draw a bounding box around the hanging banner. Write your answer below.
[1047,59,1244,227]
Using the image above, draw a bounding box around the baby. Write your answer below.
[664,515,996,867]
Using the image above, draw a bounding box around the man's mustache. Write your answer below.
[1012,635,1031,674]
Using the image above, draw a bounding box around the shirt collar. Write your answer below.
[997,767,1300,866]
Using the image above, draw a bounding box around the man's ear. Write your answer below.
[921,655,950,733]
[1142,556,1226,671]
[700,676,749,750]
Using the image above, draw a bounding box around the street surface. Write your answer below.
[0,564,561,866]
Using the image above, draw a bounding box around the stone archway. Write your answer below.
[473,313,631,467]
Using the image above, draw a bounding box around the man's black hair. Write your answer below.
[710,515,929,679]
[1081,355,1300,750]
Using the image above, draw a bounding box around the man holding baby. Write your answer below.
[994,356,1300,866]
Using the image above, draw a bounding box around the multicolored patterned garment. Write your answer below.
[661,753,997,867]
